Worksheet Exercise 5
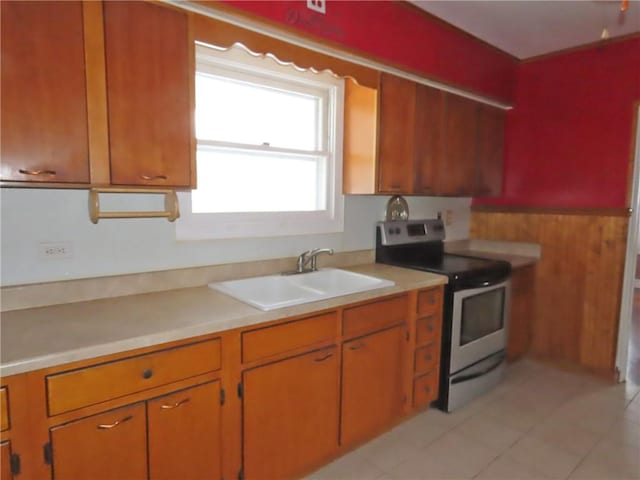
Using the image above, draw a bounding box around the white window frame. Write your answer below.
[176,43,344,241]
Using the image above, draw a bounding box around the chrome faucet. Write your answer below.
[295,248,334,273]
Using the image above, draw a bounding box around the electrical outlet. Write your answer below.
[307,0,326,14]
[39,241,73,260]
[445,209,454,226]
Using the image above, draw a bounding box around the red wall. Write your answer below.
[221,0,516,102]
[476,37,640,209]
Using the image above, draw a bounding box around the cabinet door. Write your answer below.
[1,442,12,480]
[476,104,505,196]
[414,84,444,195]
[439,93,479,196]
[341,326,405,446]
[0,1,89,184]
[243,346,339,480]
[104,2,192,187]
[50,403,147,480]
[147,381,222,480]
[377,74,416,194]
[507,266,535,361]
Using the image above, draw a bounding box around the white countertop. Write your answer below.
[0,264,447,377]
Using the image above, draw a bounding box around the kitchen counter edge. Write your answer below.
[0,263,447,377]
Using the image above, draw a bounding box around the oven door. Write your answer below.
[449,279,510,374]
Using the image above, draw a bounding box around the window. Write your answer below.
[176,43,344,240]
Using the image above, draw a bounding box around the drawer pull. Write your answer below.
[160,398,190,410]
[313,352,333,362]
[140,174,168,181]
[426,324,434,333]
[424,386,431,393]
[348,342,365,351]
[424,354,432,361]
[427,296,436,305]
[19,168,56,176]
[142,369,153,379]
[97,415,132,430]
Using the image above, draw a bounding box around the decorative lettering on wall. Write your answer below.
[285,7,344,40]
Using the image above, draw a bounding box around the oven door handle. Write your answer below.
[450,354,505,385]
[455,271,510,289]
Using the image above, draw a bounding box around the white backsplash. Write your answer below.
[0,188,470,286]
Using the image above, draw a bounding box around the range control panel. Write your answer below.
[377,219,445,246]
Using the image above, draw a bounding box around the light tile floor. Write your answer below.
[307,359,640,480]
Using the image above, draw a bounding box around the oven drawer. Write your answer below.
[415,314,441,346]
[414,343,439,376]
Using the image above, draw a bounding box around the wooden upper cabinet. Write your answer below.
[377,73,416,194]
[414,84,444,195]
[0,1,90,184]
[439,93,479,196]
[343,79,379,194]
[476,104,505,196]
[103,1,192,188]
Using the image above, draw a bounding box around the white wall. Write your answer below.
[0,188,470,286]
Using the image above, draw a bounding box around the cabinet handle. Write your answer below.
[18,168,56,176]
[97,415,133,430]
[142,369,153,379]
[160,398,191,410]
[427,296,436,305]
[388,185,402,191]
[424,386,431,393]
[424,354,432,361]
[313,352,333,362]
[426,323,434,333]
[140,174,168,181]
[348,342,366,351]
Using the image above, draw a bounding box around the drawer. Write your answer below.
[343,295,408,338]
[242,312,338,363]
[0,387,8,432]
[47,339,221,416]
[415,314,441,346]
[414,343,439,376]
[413,372,438,409]
[417,287,442,316]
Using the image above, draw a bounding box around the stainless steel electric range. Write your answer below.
[375,219,512,412]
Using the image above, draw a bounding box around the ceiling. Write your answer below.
[410,0,640,59]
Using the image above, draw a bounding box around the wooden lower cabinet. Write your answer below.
[50,403,147,480]
[507,266,536,361]
[243,346,340,480]
[341,325,405,446]
[1,441,12,480]
[50,381,222,480]
[147,382,222,480]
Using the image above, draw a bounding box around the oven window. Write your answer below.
[460,288,505,346]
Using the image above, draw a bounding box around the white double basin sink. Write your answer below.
[209,268,395,311]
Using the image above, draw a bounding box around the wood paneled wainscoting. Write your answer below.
[471,208,629,377]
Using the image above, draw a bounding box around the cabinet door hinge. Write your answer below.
[10,453,21,475]
[238,469,244,480]
[220,387,226,406]
[43,442,53,465]
[237,382,243,399]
